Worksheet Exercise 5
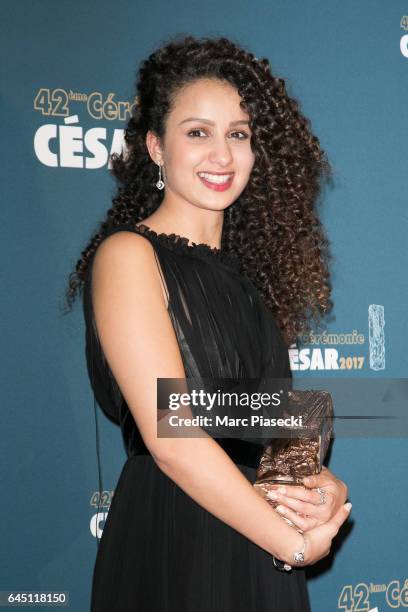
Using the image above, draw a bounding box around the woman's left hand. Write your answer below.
[265,467,349,532]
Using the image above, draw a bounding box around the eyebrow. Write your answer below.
[178,117,250,127]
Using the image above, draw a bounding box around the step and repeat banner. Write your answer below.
[2,1,407,610]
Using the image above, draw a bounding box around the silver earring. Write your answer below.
[156,163,165,190]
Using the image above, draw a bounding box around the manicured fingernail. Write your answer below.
[267,491,278,501]
[344,502,352,512]
[275,505,286,515]
[277,486,287,494]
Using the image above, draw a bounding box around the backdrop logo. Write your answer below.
[368,304,385,370]
[289,304,385,371]
[400,16,408,57]
[89,489,114,539]
[338,578,408,610]
[33,88,133,168]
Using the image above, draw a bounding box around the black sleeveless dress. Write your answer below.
[83,222,311,612]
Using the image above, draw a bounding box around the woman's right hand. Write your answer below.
[282,502,352,566]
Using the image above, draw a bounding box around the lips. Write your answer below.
[197,171,234,192]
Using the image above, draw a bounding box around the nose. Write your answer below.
[208,135,234,167]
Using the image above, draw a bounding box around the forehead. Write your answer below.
[168,78,248,121]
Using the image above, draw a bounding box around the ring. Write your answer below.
[316,487,327,505]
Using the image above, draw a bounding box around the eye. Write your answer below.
[186,128,250,140]
[187,128,207,138]
[229,131,250,140]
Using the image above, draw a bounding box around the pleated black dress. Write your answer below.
[83,222,311,612]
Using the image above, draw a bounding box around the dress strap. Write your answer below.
[152,249,169,306]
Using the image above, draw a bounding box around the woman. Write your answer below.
[66,35,351,611]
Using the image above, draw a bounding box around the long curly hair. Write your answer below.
[64,34,334,347]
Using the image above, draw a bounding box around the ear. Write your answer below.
[146,130,164,165]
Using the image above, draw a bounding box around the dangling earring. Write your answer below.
[156,163,165,190]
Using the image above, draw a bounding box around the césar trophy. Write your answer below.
[254,389,334,530]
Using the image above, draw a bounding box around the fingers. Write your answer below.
[303,501,351,565]
[339,479,349,502]
[268,484,323,506]
[267,488,334,521]
[325,502,352,537]
[303,466,335,489]
[302,474,322,488]
[274,505,319,532]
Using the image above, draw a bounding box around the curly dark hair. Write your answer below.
[64,34,334,347]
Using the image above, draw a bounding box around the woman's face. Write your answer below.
[150,78,255,211]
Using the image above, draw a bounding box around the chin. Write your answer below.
[203,198,236,211]
[204,190,240,204]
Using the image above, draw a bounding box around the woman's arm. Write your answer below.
[91,231,350,565]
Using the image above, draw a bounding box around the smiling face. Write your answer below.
[147,78,255,212]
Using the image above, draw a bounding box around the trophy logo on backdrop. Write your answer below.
[32,87,132,168]
[289,304,385,372]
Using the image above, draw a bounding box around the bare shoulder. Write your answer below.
[91,229,167,308]
[92,229,156,273]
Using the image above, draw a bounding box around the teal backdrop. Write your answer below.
[1,1,407,610]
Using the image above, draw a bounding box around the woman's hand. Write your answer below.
[300,502,352,566]
[265,467,349,532]
[279,501,352,566]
